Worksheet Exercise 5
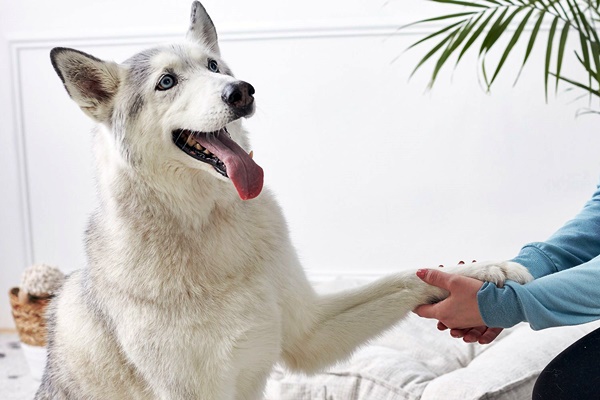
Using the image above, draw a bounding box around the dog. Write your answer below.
[36,2,533,399]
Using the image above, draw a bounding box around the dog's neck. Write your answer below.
[86,126,256,299]
[93,125,239,231]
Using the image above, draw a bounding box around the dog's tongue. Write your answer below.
[197,130,264,200]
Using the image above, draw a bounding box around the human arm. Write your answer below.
[415,256,600,341]
[514,182,600,279]
[479,257,600,330]
[477,182,600,329]
[416,182,600,337]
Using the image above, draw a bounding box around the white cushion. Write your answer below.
[266,278,600,399]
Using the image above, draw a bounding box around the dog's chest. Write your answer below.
[138,275,282,379]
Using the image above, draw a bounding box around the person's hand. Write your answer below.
[413,268,485,331]
[436,322,504,344]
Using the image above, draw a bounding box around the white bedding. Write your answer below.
[266,278,600,400]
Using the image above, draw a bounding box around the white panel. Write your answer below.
[14,29,600,279]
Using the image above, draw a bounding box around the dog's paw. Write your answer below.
[446,260,533,287]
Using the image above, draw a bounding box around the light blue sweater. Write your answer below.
[478,181,600,330]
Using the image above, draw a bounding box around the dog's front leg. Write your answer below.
[281,261,533,374]
[281,271,442,374]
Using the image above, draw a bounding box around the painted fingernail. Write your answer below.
[416,269,427,278]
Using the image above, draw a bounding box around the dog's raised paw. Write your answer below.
[448,260,533,287]
[498,261,534,285]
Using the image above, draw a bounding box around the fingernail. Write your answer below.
[458,261,465,264]
[416,269,427,278]
[438,264,444,268]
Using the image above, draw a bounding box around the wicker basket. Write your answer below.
[9,287,51,347]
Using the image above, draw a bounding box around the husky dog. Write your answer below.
[36,2,533,399]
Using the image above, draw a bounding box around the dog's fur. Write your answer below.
[36,2,533,399]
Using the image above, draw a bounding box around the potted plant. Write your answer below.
[404,0,600,110]
[8,264,64,380]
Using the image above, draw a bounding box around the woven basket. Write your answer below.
[9,287,51,347]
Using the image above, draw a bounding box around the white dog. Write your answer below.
[36,2,533,399]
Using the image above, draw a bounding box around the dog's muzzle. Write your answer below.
[222,81,255,117]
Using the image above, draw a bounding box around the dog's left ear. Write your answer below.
[50,47,121,123]
[186,1,220,55]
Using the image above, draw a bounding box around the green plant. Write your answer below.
[405,0,600,107]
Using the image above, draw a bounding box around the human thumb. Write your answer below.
[416,268,451,290]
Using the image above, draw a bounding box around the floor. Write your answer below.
[0,334,39,400]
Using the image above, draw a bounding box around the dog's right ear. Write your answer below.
[50,47,121,123]
[186,1,220,55]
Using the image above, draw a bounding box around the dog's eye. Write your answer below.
[156,74,177,91]
[208,59,219,73]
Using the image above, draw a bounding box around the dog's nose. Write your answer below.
[222,81,254,113]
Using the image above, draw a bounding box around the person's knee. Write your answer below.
[532,365,561,399]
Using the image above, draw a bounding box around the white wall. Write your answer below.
[2,0,600,329]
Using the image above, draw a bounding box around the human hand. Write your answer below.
[430,261,504,344]
[413,268,485,330]
[436,322,504,344]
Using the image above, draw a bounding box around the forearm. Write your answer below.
[479,257,600,330]
[513,182,600,279]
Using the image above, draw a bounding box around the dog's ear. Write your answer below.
[186,1,220,55]
[50,47,121,123]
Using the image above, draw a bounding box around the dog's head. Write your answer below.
[50,1,263,200]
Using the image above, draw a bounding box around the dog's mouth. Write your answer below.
[172,128,264,200]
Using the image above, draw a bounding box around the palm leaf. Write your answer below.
[400,12,478,32]
[429,0,491,8]
[429,17,486,86]
[481,6,525,87]
[405,20,467,52]
[555,21,571,91]
[456,9,499,64]
[574,50,600,91]
[479,7,511,55]
[571,0,600,86]
[556,74,600,96]
[410,28,461,78]
[402,0,600,104]
[577,33,594,101]
[489,8,535,86]
[514,10,545,85]
[544,16,559,101]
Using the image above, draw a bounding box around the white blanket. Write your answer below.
[266,278,600,399]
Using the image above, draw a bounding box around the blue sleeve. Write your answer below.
[478,182,600,329]
[512,183,600,279]
[479,258,600,329]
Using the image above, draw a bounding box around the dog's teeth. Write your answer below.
[203,149,212,155]
[186,136,197,147]
[194,143,203,150]
[249,150,254,159]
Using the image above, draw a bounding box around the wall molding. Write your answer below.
[7,20,431,48]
